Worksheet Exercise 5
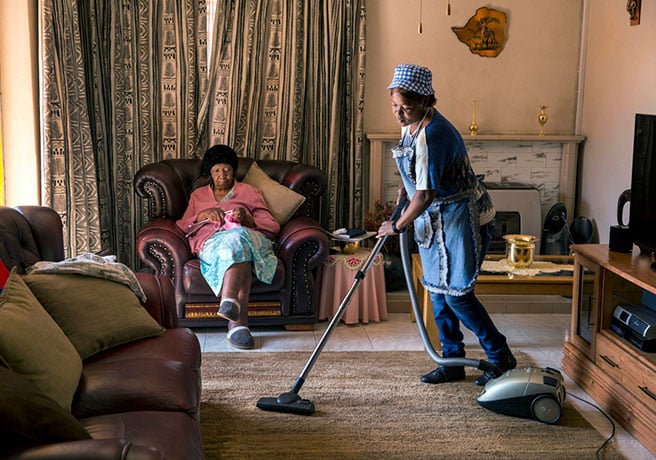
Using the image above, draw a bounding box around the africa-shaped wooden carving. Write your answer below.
[452,7,508,58]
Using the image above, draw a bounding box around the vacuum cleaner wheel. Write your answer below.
[530,394,562,424]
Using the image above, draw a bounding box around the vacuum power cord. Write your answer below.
[568,393,616,460]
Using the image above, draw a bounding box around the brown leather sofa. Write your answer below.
[134,157,330,329]
[0,206,204,459]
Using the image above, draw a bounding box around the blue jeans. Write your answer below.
[430,222,511,363]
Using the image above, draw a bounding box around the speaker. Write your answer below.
[609,225,633,253]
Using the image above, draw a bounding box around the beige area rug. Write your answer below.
[200,351,620,460]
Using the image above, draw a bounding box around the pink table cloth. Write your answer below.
[317,248,387,324]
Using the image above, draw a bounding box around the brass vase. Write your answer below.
[469,99,479,136]
[538,105,548,136]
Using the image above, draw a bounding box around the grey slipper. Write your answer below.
[227,326,255,349]
[217,298,240,322]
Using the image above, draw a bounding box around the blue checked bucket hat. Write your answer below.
[387,64,435,96]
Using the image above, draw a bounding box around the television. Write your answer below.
[629,113,656,255]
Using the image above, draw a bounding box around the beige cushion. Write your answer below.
[22,273,165,360]
[0,270,82,411]
[242,161,306,225]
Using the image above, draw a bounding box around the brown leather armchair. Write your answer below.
[134,157,330,329]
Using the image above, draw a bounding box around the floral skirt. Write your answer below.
[198,227,277,297]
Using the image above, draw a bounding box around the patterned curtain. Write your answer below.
[39,0,366,269]
[200,0,367,229]
[39,0,207,268]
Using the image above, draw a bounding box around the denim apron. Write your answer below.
[392,133,482,296]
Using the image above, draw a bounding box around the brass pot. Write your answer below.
[342,242,360,254]
[503,234,538,268]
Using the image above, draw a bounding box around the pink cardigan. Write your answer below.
[176,182,280,254]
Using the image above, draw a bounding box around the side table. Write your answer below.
[317,248,388,324]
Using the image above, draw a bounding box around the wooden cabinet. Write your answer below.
[562,244,656,456]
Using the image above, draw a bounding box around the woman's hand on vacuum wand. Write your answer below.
[377,219,402,238]
[377,189,435,238]
[378,189,410,237]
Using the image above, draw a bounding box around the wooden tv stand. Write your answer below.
[562,244,656,455]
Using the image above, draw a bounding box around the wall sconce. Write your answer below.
[627,0,641,26]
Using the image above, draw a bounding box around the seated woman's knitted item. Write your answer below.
[221,212,241,231]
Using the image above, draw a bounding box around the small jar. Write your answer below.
[342,242,360,254]
[503,234,538,268]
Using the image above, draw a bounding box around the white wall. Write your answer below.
[578,0,656,242]
[365,0,584,135]
[0,0,40,206]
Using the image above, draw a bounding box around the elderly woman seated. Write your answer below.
[176,145,279,349]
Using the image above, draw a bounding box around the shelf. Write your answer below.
[570,244,656,292]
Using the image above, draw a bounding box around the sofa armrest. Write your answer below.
[277,217,329,316]
[136,272,178,329]
[278,216,329,266]
[134,159,202,220]
[14,205,66,263]
[280,164,326,219]
[6,439,164,459]
[281,164,326,195]
[136,218,191,279]
[136,218,191,319]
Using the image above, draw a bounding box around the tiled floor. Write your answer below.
[194,309,654,459]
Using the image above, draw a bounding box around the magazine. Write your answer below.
[325,228,376,243]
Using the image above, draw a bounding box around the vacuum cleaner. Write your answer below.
[257,201,565,424]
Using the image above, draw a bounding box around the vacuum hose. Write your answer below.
[397,204,501,376]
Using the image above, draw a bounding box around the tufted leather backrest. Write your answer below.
[0,206,65,273]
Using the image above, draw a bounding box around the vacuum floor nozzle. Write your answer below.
[256,393,315,415]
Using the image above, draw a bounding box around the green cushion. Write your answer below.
[0,366,91,448]
[242,161,306,225]
[22,273,164,360]
[0,270,82,411]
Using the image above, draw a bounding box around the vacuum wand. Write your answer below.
[256,204,404,415]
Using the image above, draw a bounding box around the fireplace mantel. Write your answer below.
[366,133,586,222]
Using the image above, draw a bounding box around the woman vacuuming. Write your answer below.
[377,64,516,386]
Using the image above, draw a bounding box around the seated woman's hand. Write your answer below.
[230,207,255,227]
[229,207,246,222]
[198,207,225,223]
